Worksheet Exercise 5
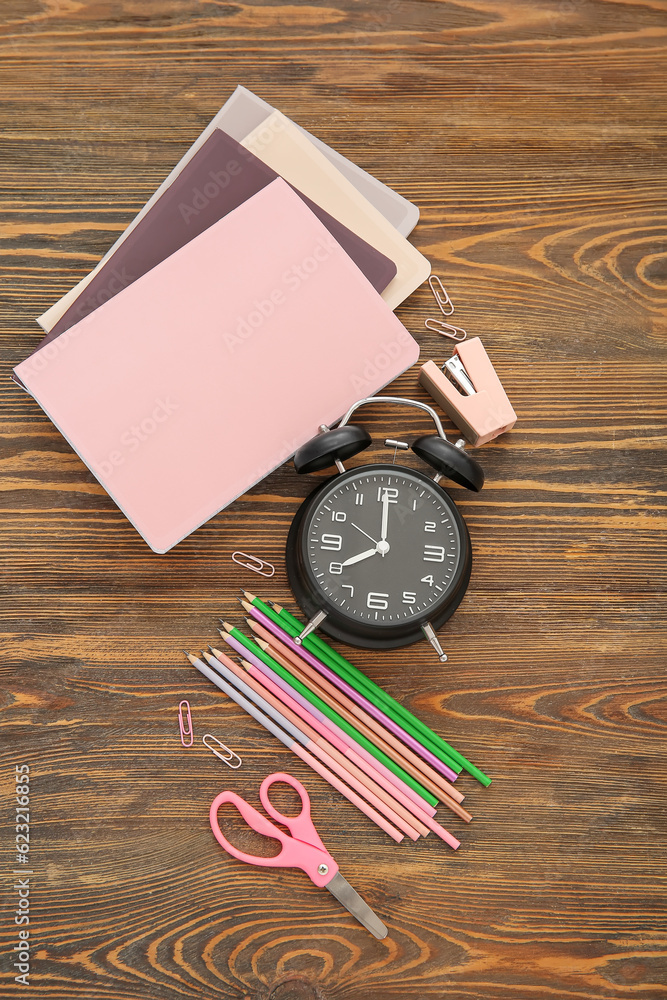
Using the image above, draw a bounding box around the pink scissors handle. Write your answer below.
[259,772,328,854]
[209,777,337,888]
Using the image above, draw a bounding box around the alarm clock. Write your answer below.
[286,396,484,662]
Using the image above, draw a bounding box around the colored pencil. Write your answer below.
[244,610,464,797]
[237,655,439,822]
[238,657,465,848]
[271,598,490,786]
[249,625,465,808]
[240,651,437,816]
[219,622,438,808]
[184,651,404,843]
[250,629,472,824]
[203,649,424,840]
[242,593,458,771]
[240,600,461,782]
[242,590,491,787]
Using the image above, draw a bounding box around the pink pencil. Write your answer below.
[242,658,462,851]
[241,658,438,824]
[220,629,436,814]
[240,599,460,783]
[206,649,425,840]
[188,651,404,843]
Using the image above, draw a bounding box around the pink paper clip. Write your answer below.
[419,337,517,446]
[178,700,194,747]
[231,551,275,578]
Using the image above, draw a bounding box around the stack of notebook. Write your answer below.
[14,87,431,553]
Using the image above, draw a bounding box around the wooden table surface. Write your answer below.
[1,2,666,998]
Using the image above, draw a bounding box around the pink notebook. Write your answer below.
[15,179,419,553]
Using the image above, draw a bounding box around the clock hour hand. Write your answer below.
[340,547,377,568]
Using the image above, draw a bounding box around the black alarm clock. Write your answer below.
[286,396,484,662]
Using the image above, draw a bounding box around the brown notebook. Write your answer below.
[32,129,397,354]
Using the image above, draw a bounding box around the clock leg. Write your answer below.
[295,609,328,646]
[421,623,448,663]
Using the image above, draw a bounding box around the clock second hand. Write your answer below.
[351,523,378,546]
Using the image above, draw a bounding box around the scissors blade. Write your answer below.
[325,872,388,940]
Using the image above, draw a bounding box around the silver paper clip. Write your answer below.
[203,734,243,769]
[231,551,275,578]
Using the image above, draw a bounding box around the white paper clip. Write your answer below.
[202,734,243,769]
[231,551,275,578]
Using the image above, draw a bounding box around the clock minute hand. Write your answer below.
[380,493,389,542]
[340,547,378,568]
[378,492,391,556]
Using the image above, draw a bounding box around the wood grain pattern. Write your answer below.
[1,1,666,997]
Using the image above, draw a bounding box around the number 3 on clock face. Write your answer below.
[286,464,472,650]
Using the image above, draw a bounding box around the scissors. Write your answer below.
[209,772,388,940]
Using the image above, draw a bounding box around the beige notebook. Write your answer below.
[240,112,431,311]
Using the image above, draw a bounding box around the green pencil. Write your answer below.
[240,593,462,775]
[219,621,439,808]
[242,591,491,788]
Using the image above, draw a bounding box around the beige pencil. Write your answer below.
[205,648,425,840]
[243,611,471,822]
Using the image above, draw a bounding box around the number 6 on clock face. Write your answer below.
[286,464,472,650]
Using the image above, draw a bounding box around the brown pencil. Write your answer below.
[240,601,463,803]
[245,616,472,823]
[204,648,425,840]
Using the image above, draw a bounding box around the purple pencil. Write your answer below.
[240,600,460,784]
[220,630,438,816]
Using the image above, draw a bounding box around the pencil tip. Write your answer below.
[221,620,235,632]
[182,649,191,660]
[242,589,257,603]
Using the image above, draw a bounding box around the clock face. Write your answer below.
[298,466,466,630]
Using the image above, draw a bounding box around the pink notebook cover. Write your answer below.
[15,179,419,553]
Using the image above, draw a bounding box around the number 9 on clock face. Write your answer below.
[286,464,472,650]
